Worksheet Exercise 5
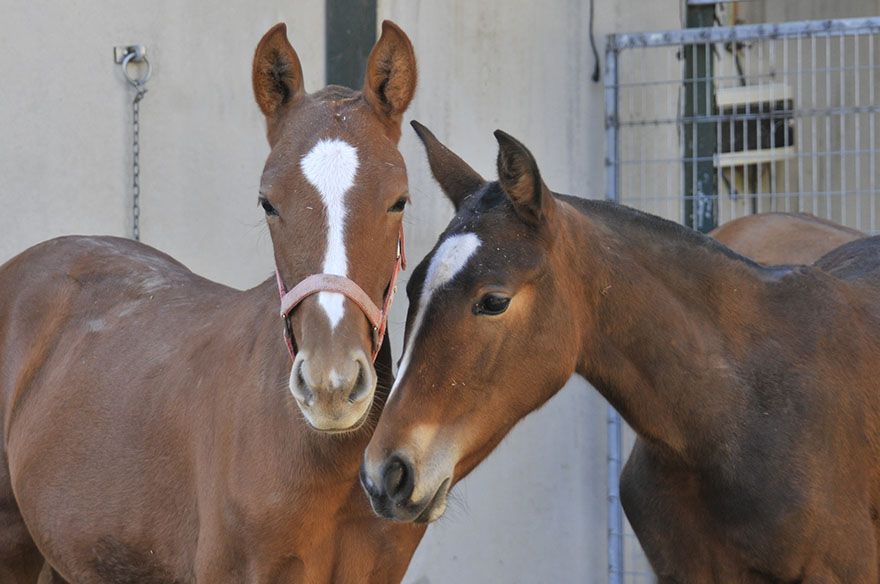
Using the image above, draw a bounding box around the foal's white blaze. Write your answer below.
[300,139,359,329]
[389,233,482,399]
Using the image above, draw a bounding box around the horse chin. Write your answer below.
[302,403,372,435]
[413,477,452,523]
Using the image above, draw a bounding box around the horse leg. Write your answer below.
[620,442,717,581]
[36,564,71,584]
[0,454,44,583]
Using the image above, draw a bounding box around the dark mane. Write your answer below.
[458,185,762,270]
[556,193,764,269]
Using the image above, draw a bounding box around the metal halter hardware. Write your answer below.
[275,225,406,362]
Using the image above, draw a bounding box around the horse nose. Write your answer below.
[290,351,374,407]
[382,455,414,504]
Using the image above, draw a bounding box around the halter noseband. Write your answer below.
[275,225,406,362]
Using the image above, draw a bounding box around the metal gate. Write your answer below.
[604,13,880,584]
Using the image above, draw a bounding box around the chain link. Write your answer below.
[131,86,147,241]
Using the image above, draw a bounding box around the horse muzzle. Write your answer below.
[289,348,376,432]
[359,456,451,523]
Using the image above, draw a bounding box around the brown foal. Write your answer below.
[0,22,425,584]
[362,122,880,583]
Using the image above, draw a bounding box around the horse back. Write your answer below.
[815,235,880,285]
[0,236,248,573]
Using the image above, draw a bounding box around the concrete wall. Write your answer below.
[0,0,326,286]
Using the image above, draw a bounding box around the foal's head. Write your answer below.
[361,124,581,522]
[253,22,416,432]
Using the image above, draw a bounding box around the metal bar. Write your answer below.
[683,4,717,232]
[610,17,880,51]
[605,39,621,203]
[617,105,880,128]
[325,0,377,89]
[603,37,625,584]
[870,34,876,233]
[855,35,862,230]
[607,405,625,584]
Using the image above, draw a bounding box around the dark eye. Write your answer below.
[259,197,278,217]
[387,197,408,213]
[473,293,511,316]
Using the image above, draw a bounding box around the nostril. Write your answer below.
[290,360,314,406]
[382,455,414,503]
[347,357,373,404]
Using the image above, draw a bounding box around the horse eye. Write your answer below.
[259,197,279,217]
[387,197,408,213]
[473,294,511,316]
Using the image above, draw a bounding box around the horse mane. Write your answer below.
[558,194,764,269]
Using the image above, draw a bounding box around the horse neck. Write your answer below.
[229,278,389,480]
[560,200,771,460]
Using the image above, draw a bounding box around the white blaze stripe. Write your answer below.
[389,233,482,399]
[300,139,359,329]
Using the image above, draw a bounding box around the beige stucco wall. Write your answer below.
[1,0,325,286]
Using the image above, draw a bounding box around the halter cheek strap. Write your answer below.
[275,225,406,362]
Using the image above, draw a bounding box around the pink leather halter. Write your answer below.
[275,225,406,362]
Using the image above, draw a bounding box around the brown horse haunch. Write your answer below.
[0,21,425,584]
[362,122,880,583]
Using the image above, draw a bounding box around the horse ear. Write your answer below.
[363,21,417,127]
[411,121,485,211]
[494,130,556,226]
[252,23,305,120]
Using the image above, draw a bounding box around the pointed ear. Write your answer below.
[494,130,556,226]
[252,23,305,120]
[363,21,417,128]
[411,121,485,211]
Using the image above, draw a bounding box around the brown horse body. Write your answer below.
[0,237,422,583]
[710,212,864,266]
[362,124,880,583]
[0,22,425,584]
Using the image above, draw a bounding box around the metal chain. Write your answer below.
[118,47,151,241]
[131,86,147,241]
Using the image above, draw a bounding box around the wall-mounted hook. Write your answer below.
[114,45,151,87]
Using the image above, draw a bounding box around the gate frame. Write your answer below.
[604,15,880,584]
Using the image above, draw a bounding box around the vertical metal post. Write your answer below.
[607,405,624,584]
[325,0,377,89]
[683,4,718,232]
[605,39,620,204]
[604,36,625,584]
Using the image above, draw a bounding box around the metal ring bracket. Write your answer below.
[122,51,152,87]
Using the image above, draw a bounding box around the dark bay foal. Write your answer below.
[0,22,425,583]
[362,122,880,583]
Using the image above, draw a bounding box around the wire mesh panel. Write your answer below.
[605,15,880,584]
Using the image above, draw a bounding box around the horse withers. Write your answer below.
[0,22,425,584]
[361,122,880,582]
